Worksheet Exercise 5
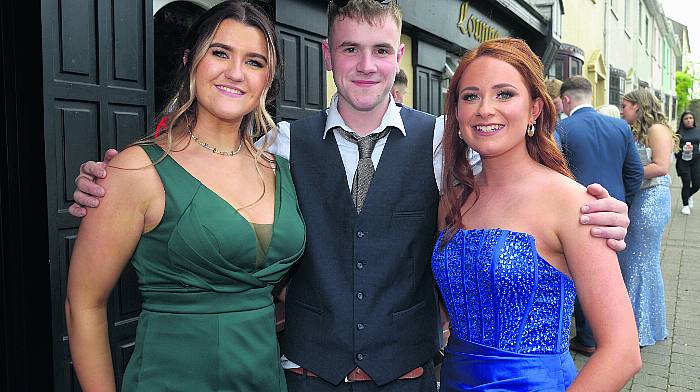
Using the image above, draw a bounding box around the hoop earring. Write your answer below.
[527,120,536,137]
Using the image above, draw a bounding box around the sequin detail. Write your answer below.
[432,229,576,354]
[618,175,671,346]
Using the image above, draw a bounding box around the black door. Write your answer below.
[41,0,154,390]
[416,66,443,116]
[277,25,327,122]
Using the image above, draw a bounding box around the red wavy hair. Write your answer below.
[441,38,573,245]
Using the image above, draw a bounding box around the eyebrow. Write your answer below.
[209,42,269,63]
[460,83,518,93]
[337,40,394,49]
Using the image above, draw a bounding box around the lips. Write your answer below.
[353,80,379,87]
[216,85,245,96]
[473,124,504,135]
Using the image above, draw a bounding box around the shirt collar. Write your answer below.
[322,94,407,139]
[569,104,594,116]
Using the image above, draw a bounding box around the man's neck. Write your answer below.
[337,96,391,137]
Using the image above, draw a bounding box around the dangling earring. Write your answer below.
[458,129,465,142]
[527,120,536,137]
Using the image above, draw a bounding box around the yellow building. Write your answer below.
[559,0,608,107]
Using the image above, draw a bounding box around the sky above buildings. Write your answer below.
[660,0,700,63]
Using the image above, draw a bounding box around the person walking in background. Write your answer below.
[557,76,643,357]
[65,2,306,391]
[675,111,700,215]
[620,88,679,347]
[434,38,640,391]
[597,104,622,118]
[391,68,408,106]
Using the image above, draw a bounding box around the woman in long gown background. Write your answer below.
[619,89,678,347]
[432,38,641,391]
[65,2,306,391]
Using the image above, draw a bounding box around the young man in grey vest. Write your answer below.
[71,1,631,390]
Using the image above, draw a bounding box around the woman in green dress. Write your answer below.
[65,2,305,391]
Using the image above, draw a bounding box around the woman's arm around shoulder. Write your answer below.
[554,179,641,391]
[65,145,164,392]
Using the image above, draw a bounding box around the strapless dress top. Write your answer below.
[432,228,578,391]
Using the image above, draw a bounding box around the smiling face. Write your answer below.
[193,19,270,127]
[322,14,404,117]
[621,99,638,125]
[455,56,543,159]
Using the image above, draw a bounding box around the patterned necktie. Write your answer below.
[337,127,393,213]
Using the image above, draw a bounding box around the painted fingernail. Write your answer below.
[580,215,590,224]
[99,170,106,177]
[591,228,601,236]
[581,205,590,213]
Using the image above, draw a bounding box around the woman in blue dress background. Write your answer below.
[433,38,641,391]
[619,89,678,347]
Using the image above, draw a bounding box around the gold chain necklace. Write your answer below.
[188,129,243,156]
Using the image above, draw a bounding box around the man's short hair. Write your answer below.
[544,78,563,99]
[394,69,407,86]
[560,76,593,99]
[327,0,402,42]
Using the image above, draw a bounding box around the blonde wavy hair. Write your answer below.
[623,89,679,152]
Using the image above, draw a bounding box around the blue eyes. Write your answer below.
[496,91,513,99]
[210,50,265,68]
[461,90,515,102]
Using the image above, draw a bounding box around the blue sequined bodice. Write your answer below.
[432,229,576,355]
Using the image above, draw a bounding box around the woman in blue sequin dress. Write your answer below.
[619,89,678,347]
[433,38,641,391]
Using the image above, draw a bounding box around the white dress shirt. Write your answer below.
[256,94,480,369]
[568,103,594,117]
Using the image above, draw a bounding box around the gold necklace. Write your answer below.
[188,129,243,156]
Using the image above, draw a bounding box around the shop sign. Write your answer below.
[457,1,500,43]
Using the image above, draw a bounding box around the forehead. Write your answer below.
[459,56,527,88]
[330,14,400,45]
[212,19,267,53]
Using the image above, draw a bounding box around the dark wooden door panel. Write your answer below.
[416,66,443,116]
[42,0,153,390]
[277,25,326,122]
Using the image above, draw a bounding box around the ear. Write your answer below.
[531,97,544,123]
[396,42,405,67]
[391,87,398,100]
[322,39,333,71]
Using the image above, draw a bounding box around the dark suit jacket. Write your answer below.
[558,106,643,202]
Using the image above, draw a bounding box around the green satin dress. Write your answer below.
[121,144,305,391]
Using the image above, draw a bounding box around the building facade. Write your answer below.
[555,0,679,122]
[0,0,562,391]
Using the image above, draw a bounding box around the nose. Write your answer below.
[476,97,495,117]
[356,50,377,74]
[224,60,245,81]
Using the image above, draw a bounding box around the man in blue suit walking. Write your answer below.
[557,76,644,356]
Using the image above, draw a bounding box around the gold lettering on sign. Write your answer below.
[457,1,500,43]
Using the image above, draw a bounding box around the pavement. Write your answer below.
[572,171,700,391]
